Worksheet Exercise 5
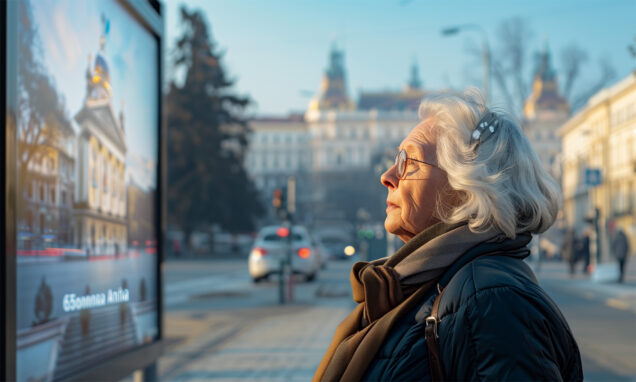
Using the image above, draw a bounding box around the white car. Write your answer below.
[311,235,329,269]
[248,225,319,282]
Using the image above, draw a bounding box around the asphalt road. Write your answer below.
[158,257,636,381]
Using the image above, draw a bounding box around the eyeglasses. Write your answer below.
[394,149,438,179]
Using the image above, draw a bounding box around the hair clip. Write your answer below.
[470,112,500,149]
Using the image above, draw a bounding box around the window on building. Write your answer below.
[27,182,33,199]
[26,211,33,230]
[103,158,109,193]
[40,184,45,202]
[50,187,56,204]
[40,213,45,233]
[62,190,67,206]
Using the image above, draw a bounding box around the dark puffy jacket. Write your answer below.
[363,251,583,381]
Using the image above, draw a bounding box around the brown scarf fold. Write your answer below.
[313,222,502,382]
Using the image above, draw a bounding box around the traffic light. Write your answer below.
[273,188,283,209]
[272,187,287,220]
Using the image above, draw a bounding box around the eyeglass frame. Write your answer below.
[394,148,440,179]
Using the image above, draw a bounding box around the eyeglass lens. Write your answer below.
[395,149,406,179]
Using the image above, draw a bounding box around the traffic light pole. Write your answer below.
[286,177,296,303]
[274,177,296,305]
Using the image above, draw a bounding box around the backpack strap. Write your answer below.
[425,283,446,382]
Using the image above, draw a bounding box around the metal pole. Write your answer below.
[441,25,490,103]
[286,177,296,303]
[278,257,285,305]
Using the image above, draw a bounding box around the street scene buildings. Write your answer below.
[246,46,425,229]
[559,70,636,263]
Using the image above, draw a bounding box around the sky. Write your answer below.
[26,0,158,191]
[164,0,636,116]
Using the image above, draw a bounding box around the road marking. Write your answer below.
[164,273,252,307]
[605,298,630,311]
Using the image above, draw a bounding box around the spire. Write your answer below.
[536,40,555,81]
[523,40,569,120]
[87,14,113,101]
[308,43,353,111]
[406,59,422,91]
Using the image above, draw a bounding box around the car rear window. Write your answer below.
[263,233,304,242]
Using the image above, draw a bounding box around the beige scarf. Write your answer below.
[313,222,501,382]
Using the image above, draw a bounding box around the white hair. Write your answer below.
[419,88,561,239]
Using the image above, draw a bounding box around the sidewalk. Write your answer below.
[531,259,636,313]
[158,260,354,382]
[162,304,348,381]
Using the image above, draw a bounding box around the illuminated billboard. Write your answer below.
[4,0,164,380]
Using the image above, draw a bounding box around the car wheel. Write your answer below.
[252,276,264,283]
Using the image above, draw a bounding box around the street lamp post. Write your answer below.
[441,25,491,104]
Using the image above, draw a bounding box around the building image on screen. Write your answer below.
[14,1,160,381]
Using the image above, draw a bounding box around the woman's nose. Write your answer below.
[381,165,398,189]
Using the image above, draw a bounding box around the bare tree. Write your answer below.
[571,57,616,110]
[560,43,588,100]
[483,17,617,119]
[490,17,534,119]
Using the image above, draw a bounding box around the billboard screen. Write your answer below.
[11,1,161,380]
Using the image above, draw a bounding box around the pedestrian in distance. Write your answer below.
[610,223,630,283]
[577,227,591,275]
[314,88,583,382]
[562,228,578,275]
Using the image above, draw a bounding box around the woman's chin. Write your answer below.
[384,215,401,235]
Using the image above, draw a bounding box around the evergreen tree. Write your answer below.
[166,7,264,251]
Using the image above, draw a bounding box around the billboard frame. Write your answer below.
[2,0,166,380]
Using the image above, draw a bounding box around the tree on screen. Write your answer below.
[17,0,71,224]
[166,6,264,253]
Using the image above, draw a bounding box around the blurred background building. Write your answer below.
[559,70,636,263]
[523,44,571,182]
[247,45,428,233]
[74,34,128,257]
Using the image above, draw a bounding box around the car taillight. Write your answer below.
[251,247,268,258]
[297,247,311,258]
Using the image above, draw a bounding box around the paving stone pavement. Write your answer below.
[162,305,349,382]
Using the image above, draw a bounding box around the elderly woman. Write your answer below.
[314,89,583,381]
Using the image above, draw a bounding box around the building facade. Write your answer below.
[244,115,310,220]
[73,33,128,256]
[17,115,76,253]
[559,70,636,262]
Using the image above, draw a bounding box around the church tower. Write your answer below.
[524,42,570,120]
[308,44,354,111]
[522,42,570,183]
